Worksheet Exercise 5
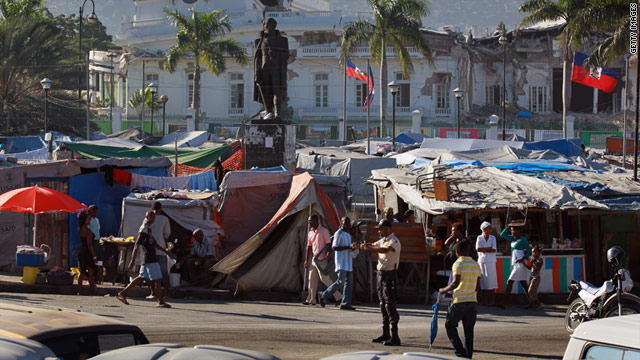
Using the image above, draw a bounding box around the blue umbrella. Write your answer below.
[429,293,441,350]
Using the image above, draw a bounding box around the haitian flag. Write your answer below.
[571,51,618,93]
[364,64,375,110]
[346,59,368,82]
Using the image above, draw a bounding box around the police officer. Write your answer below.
[361,219,402,346]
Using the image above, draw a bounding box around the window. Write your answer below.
[581,344,640,360]
[435,82,450,109]
[230,73,244,110]
[145,73,158,85]
[486,85,503,106]
[355,83,368,107]
[394,73,410,107]
[187,73,194,106]
[315,73,328,108]
[529,86,548,113]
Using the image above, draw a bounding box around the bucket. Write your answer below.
[169,273,181,288]
[22,266,38,285]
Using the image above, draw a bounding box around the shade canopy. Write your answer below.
[0,186,86,214]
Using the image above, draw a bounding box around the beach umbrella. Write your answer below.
[429,293,441,350]
[0,186,86,246]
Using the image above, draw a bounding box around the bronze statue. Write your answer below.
[253,17,289,121]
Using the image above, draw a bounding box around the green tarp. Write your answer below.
[65,142,228,169]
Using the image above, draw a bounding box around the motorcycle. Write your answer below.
[565,246,640,333]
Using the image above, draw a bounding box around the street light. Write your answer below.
[160,94,168,137]
[147,82,158,136]
[40,78,52,134]
[78,0,98,140]
[499,32,508,140]
[107,52,118,125]
[388,81,400,150]
[453,87,464,138]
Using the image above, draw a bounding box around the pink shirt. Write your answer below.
[308,226,331,260]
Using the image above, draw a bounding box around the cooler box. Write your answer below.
[16,253,45,267]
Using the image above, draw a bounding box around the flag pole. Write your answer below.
[343,58,347,144]
[366,59,371,154]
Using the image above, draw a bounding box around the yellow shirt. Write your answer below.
[451,256,481,304]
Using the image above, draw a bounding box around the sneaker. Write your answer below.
[339,305,356,311]
[317,293,325,308]
[301,300,311,305]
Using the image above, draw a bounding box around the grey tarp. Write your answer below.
[370,166,610,215]
[420,138,525,151]
[213,173,342,293]
[119,194,222,242]
[296,147,396,202]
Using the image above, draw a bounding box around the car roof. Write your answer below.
[322,351,458,360]
[571,314,640,349]
[0,336,57,360]
[89,343,281,360]
[0,302,142,341]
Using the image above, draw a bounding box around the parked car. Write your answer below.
[322,351,457,360]
[0,301,149,360]
[562,314,640,360]
[89,343,281,360]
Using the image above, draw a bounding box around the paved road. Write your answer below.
[0,292,570,359]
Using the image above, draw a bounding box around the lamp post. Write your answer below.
[79,0,98,140]
[388,81,399,150]
[147,82,158,136]
[160,94,168,137]
[453,87,464,138]
[40,78,52,134]
[499,33,508,140]
[107,52,118,125]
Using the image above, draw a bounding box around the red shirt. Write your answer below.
[308,226,331,260]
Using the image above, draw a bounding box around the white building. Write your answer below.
[89,0,462,138]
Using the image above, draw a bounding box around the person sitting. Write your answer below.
[177,229,217,286]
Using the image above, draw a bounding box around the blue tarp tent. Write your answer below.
[395,133,429,145]
[522,138,583,157]
[0,136,45,153]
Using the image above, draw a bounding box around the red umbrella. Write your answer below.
[0,186,86,247]
[0,186,86,214]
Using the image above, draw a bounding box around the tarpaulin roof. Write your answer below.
[420,138,525,151]
[0,136,45,153]
[522,138,583,157]
[64,142,228,169]
[155,131,223,148]
[213,172,342,293]
[395,133,429,145]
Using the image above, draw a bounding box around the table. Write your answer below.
[100,237,135,285]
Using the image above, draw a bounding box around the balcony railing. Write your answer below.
[300,47,339,58]
[228,108,244,116]
[434,107,451,115]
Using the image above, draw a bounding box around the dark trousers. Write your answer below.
[376,270,399,327]
[445,301,477,358]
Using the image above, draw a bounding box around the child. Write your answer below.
[525,245,544,309]
[439,239,481,359]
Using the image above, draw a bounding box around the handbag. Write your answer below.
[313,241,333,275]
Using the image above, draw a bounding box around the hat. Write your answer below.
[480,221,492,230]
[376,219,392,229]
[508,219,526,227]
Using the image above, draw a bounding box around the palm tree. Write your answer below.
[520,0,588,138]
[164,8,249,130]
[340,0,432,137]
[127,89,160,121]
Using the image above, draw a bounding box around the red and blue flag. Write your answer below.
[571,51,618,93]
[346,59,368,82]
[364,64,375,109]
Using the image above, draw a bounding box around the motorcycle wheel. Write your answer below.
[566,298,587,333]
[603,299,640,318]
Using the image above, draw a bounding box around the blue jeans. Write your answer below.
[445,301,477,359]
[322,270,353,306]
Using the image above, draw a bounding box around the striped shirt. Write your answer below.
[332,229,352,271]
[451,256,481,304]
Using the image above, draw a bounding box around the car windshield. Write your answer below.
[39,331,144,360]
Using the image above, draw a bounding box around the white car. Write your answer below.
[562,314,640,360]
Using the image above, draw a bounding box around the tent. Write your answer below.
[296,147,396,202]
[394,133,429,145]
[420,138,525,151]
[64,142,228,169]
[213,173,341,293]
[0,136,45,153]
[119,193,223,245]
[155,131,223,148]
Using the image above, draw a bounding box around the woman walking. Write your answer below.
[77,211,98,295]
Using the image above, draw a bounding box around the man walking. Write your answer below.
[303,215,340,305]
[116,211,171,308]
[439,240,481,358]
[361,219,402,346]
[150,201,171,296]
[319,216,357,310]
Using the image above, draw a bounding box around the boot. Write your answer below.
[384,326,401,346]
[371,326,390,343]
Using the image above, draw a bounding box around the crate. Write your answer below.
[16,253,44,267]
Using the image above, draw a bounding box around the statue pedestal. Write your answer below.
[244,124,296,170]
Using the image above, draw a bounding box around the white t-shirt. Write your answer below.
[475,234,497,264]
[151,214,171,256]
